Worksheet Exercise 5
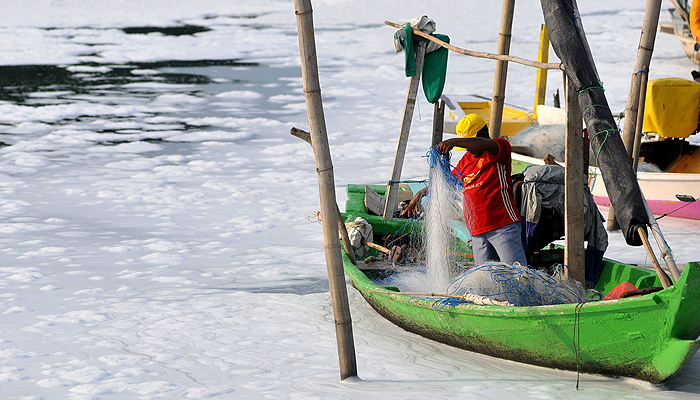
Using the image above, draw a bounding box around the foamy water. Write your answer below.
[0,1,699,399]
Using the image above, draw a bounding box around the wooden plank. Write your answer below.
[383,40,426,220]
[431,100,445,146]
[364,186,385,216]
[564,76,585,284]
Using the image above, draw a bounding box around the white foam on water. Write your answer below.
[0,1,696,399]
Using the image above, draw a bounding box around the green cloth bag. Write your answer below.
[422,33,450,104]
[397,26,449,104]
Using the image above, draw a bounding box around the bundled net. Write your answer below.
[447,262,586,306]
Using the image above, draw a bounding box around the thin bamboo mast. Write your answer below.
[383,40,427,220]
[293,0,357,379]
[622,0,662,156]
[631,67,649,172]
[609,0,662,230]
[564,76,585,283]
[489,0,516,139]
[533,24,550,121]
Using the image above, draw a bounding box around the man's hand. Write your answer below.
[400,187,428,218]
[436,138,457,155]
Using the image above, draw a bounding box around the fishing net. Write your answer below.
[421,147,468,291]
[447,262,586,306]
[373,147,588,306]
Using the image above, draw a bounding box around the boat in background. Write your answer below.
[443,78,700,221]
[441,93,535,140]
[512,151,700,221]
[658,1,700,65]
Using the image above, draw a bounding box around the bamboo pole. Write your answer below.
[608,0,662,231]
[489,0,516,139]
[641,194,682,282]
[384,21,563,71]
[293,0,357,380]
[383,40,427,220]
[621,0,662,163]
[564,76,585,284]
[631,67,649,172]
[637,227,673,288]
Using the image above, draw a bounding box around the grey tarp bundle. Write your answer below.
[540,0,649,246]
[520,165,609,284]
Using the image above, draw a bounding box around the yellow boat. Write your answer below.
[441,94,536,140]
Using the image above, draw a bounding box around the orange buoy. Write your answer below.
[691,0,700,44]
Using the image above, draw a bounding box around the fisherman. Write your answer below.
[402,113,527,266]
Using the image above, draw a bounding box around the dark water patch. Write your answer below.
[134,59,259,69]
[0,60,301,149]
[0,65,79,102]
[224,278,330,295]
[122,24,211,36]
[0,59,261,104]
[203,13,264,20]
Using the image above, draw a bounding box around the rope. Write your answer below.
[576,86,617,173]
[426,146,463,189]
[589,129,616,170]
[578,85,605,93]
[655,196,700,220]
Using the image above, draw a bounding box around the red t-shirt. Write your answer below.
[453,138,520,236]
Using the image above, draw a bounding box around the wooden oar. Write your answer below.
[363,240,404,265]
[451,251,474,259]
[365,240,472,261]
[637,227,673,288]
[363,240,390,254]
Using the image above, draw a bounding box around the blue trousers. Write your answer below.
[471,222,527,266]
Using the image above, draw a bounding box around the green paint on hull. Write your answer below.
[342,184,700,383]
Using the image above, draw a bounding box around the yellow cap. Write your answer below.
[456,114,486,138]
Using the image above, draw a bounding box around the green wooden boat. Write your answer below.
[341,183,700,383]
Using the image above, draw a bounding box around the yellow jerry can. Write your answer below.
[643,77,700,139]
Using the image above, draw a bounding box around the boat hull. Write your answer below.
[342,184,700,382]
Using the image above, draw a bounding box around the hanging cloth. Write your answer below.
[422,34,450,104]
[394,17,449,104]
